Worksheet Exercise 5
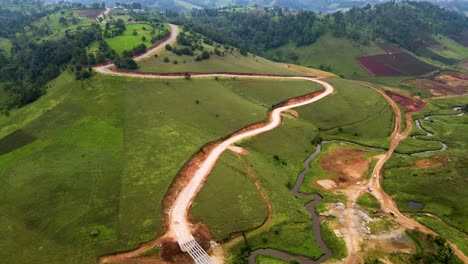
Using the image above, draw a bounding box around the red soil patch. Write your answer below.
[357,56,402,76]
[357,52,437,76]
[405,73,468,96]
[384,90,425,112]
[316,147,371,189]
[413,156,449,169]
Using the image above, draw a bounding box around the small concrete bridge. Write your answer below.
[179,236,215,264]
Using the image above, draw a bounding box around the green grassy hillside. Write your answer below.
[0,72,326,263]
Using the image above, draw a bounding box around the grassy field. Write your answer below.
[267,34,383,79]
[430,35,468,61]
[296,78,394,148]
[105,23,167,55]
[0,73,332,262]
[383,97,468,237]
[357,192,381,212]
[191,151,268,239]
[136,48,301,75]
[29,11,94,42]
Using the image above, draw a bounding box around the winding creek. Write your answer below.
[410,107,464,156]
[249,144,333,264]
[248,107,464,263]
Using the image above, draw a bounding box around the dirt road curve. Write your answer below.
[95,24,335,262]
[349,82,468,263]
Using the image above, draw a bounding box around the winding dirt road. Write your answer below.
[344,82,468,263]
[94,24,467,263]
[95,24,335,262]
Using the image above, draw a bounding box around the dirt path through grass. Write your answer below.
[350,82,468,263]
[95,24,336,263]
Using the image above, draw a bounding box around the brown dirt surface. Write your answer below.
[316,147,371,189]
[404,73,468,96]
[413,156,449,169]
[76,9,104,19]
[384,89,426,112]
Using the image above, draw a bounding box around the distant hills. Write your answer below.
[49,0,468,14]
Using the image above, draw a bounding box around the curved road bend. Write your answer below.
[94,23,336,260]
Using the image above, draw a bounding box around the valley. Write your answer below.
[0,1,467,264]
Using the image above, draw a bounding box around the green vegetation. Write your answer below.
[268,34,383,79]
[357,193,381,212]
[1,72,333,262]
[406,230,464,264]
[136,29,300,75]
[105,23,167,55]
[384,97,468,238]
[0,37,11,56]
[431,35,468,61]
[321,221,347,261]
[296,78,394,148]
[413,215,468,256]
[191,151,268,239]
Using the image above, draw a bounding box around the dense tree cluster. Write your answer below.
[1,24,112,113]
[173,2,467,54]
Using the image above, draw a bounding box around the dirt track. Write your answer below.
[346,82,468,263]
[95,24,468,263]
[95,24,335,263]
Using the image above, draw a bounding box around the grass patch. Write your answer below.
[357,193,381,212]
[321,221,347,261]
[191,151,268,239]
[136,48,300,75]
[1,74,327,262]
[267,34,383,79]
[105,23,167,55]
[296,78,394,148]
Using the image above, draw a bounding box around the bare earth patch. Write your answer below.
[404,73,468,96]
[414,156,449,169]
[314,147,372,189]
[384,89,426,112]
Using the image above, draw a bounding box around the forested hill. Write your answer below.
[174,1,467,54]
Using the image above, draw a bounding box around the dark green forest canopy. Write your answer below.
[174,1,468,53]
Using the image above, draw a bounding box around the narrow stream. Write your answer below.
[410,107,464,156]
[249,143,332,264]
[248,139,387,263]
